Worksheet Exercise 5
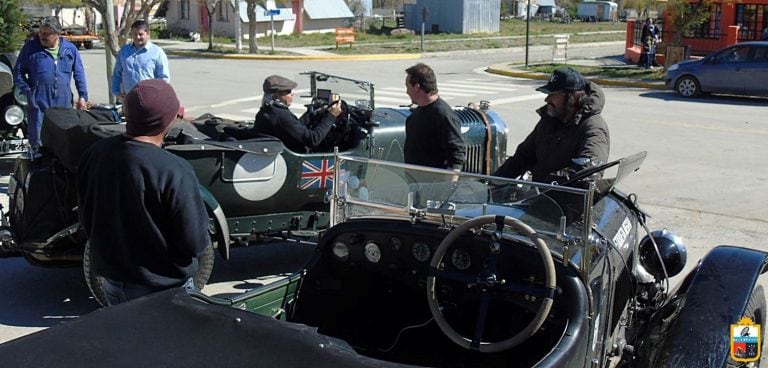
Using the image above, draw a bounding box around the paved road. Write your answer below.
[0,44,765,344]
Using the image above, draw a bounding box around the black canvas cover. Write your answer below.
[40,107,123,171]
[0,289,415,368]
[11,155,78,245]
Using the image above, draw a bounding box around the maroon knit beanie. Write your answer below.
[125,80,182,137]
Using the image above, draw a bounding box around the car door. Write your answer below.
[698,45,752,94]
[739,45,768,96]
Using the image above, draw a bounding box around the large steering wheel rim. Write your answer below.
[427,215,556,353]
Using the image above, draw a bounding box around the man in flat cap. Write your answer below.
[495,67,610,184]
[77,80,211,305]
[251,75,341,153]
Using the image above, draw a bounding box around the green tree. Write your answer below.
[0,0,24,53]
[663,0,711,44]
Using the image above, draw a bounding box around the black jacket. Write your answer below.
[494,81,610,182]
[404,97,466,170]
[252,102,334,153]
[77,135,211,288]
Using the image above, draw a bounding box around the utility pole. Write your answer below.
[234,0,241,51]
[525,0,530,68]
[420,7,427,51]
[104,0,116,104]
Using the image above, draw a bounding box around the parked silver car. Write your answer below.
[665,41,768,97]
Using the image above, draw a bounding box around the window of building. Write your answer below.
[218,2,229,22]
[181,0,190,20]
[736,4,768,40]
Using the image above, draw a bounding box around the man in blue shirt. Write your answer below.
[111,20,170,101]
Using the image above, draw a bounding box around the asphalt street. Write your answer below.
[0,42,766,345]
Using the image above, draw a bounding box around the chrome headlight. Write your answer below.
[4,105,24,126]
[13,86,27,106]
[667,64,680,72]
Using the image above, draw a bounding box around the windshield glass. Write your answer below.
[333,156,592,239]
[303,71,375,110]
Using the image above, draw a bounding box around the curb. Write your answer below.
[166,49,422,61]
[485,65,667,90]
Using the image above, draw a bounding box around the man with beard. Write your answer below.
[494,67,609,184]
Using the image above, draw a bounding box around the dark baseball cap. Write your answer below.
[536,67,587,94]
[263,75,298,93]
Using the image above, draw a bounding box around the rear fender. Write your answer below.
[199,186,230,260]
[635,245,768,367]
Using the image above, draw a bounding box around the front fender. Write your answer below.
[635,245,768,367]
[199,186,230,260]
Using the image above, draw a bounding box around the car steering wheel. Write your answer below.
[427,215,556,353]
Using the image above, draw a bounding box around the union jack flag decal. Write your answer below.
[299,159,334,190]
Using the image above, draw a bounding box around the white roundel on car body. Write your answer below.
[231,153,287,201]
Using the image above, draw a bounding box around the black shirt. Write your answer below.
[404,97,466,170]
[77,135,210,288]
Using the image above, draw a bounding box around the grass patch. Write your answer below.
[527,64,666,81]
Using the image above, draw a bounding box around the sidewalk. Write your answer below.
[155,39,666,90]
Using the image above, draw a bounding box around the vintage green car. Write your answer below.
[0,71,508,304]
[1,152,764,368]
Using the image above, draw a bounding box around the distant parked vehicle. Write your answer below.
[665,41,768,97]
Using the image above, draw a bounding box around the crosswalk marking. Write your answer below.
[199,79,539,120]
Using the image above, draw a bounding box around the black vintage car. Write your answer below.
[0,53,27,155]
[0,72,508,305]
[0,152,763,367]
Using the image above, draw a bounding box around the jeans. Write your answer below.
[103,278,195,306]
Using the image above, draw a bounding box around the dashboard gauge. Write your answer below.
[412,241,431,263]
[451,249,472,271]
[390,237,402,251]
[332,241,350,261]
[364,241,382,263]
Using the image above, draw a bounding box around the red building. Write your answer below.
[625,0,768,64]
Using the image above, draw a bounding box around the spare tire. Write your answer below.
[84,241,216,307]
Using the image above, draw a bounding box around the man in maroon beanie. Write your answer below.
[77,80,211,306]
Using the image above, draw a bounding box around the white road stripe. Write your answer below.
[213,113,252,121]
[488,93,543,105]
[439,82,517,92]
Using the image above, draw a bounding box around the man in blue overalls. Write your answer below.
[13,17,89,150]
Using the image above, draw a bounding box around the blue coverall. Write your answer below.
[13,36,89,147]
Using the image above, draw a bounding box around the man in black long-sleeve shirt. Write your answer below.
[78,80,210,306]
[403,63,466,171]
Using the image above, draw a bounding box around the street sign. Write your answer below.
[264,9,280,16]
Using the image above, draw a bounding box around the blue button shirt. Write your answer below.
[111,41,170,96]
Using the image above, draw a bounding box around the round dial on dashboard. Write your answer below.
[412,241,431,263]
[333,241,350,261]
[451,249,471,270]
[364,241,382,263]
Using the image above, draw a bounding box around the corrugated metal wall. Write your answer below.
[404,0,500,34]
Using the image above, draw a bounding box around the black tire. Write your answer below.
[726,285,765,368]
[84,241,216,307]
[84,41,94,49]
[675,76,701,97]
[193,244,216,289]
[83,240,108,307]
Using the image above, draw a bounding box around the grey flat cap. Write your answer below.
[263,75,298,93]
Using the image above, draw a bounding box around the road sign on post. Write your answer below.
[264,9,280,53]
